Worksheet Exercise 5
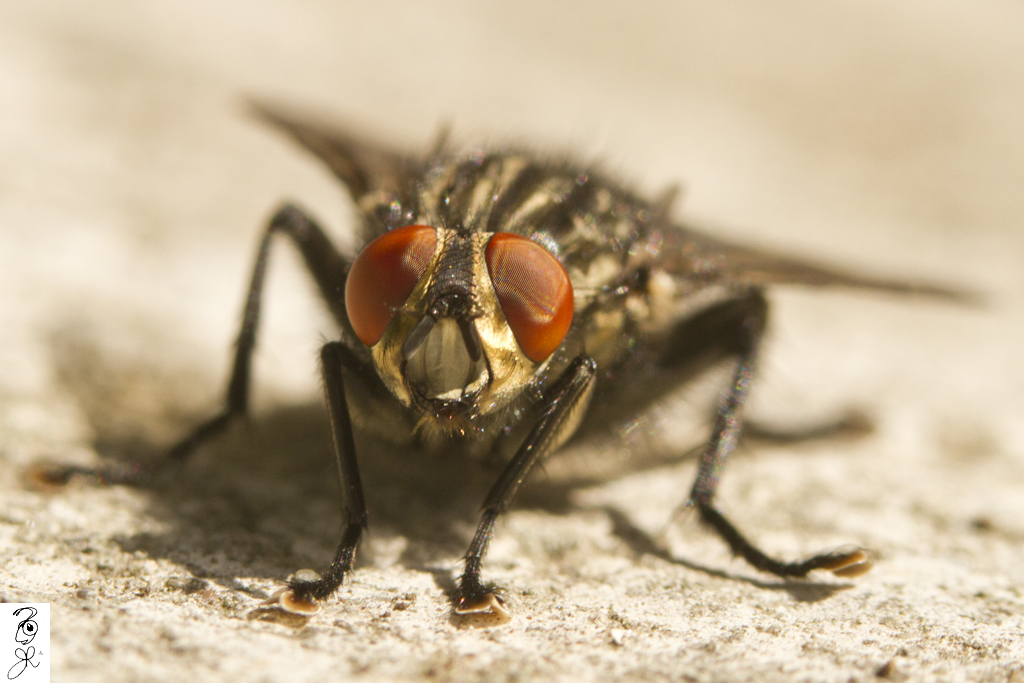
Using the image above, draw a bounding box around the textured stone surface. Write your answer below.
[2,2,1023,681]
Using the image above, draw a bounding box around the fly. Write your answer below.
[39,102,968,618]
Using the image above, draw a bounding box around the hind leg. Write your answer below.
[34,204,352,486]
[667,290,871,578]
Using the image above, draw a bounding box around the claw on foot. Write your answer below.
[25,462,76,489]
[262,588,321,616]
[24,461,145,489]
[262,569,323,615]
[455,592,510,618]
[819,546,873,578]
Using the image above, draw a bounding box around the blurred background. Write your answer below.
[1,1,1020,419]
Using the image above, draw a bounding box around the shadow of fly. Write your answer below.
[40,102,969,617]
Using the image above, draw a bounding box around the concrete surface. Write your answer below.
[1,1,1023,681]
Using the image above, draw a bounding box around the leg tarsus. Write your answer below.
[26,459,148,488]
[696,501,872,579]
[269,522,363,615]
[32,408,235,489]
[455,512,508,615]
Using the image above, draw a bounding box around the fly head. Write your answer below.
[344,220,575,437]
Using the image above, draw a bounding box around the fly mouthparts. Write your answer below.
[402,310,481,364]
[459,319,482,362]
[402,315,437,359]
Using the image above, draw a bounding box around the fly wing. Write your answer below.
[249,101,422,238]
[660,222,973,301]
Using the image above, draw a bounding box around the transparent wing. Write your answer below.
[249,101,422,240]
[660,223,974,301]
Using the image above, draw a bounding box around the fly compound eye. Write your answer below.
[345,225,437,346]
[485,232,574,363]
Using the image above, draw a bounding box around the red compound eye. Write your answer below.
[346,225,437,346]
[485,232,574,363]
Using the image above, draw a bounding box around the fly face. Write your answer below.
[346,219,574,436]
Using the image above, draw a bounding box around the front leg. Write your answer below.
[267,341,370,614]
[456,355,598,615]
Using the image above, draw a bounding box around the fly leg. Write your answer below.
[34,204,352,486]
[456,355,598,615]
[679,290,871,579]
[266,340,369,614]
[166,203,352,462]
